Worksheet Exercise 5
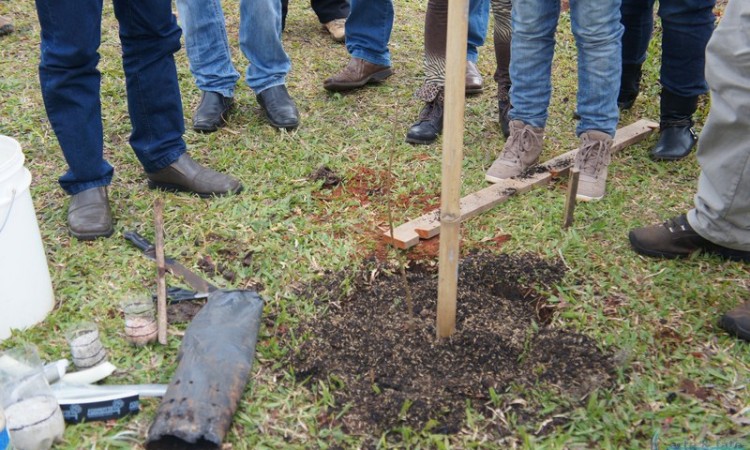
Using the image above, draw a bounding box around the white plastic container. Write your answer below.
[0,135,55,341]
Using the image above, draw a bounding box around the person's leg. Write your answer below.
[239,0,290,93]
[174,0,240,98]
[688,0,750,252]
[345,0,393,66]
[467,0,489,63]
[114,0,242,195]
[175,0,239,132]
[282,0,289,30]
[238,0,298,129]
[507,0,559,129]
[405,0,448,145]
[570,0,623,201]
[570,0,622,137]
[628,0,750,259]
[618,0,655,109]
[311,0,349,23]
[486,0,554,182]
[35,0,111,195]
[112,0,186,173]
[323,0,394,91]
[650,0,715,160]
[491,0,512,137]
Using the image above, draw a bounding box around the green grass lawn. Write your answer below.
[0,1,747,448]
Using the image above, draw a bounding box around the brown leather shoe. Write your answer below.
[465,61,483,95]
[68,186,114,241]
[146,154,243,197]
[720,302,750,341]
[323,57,393,92]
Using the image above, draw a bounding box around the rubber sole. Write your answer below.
[719,314,750,341]
[147,181,243,199]
[69,226,114,241]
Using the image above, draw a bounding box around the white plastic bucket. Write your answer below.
[0,135,55,340]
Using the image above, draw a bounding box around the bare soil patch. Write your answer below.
[290,252,617,439]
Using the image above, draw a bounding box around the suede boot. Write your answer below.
[651,90,698,161]
[617,63,642,110]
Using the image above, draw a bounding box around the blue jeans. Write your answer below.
[35,0,186,195]
[175,0,290,95]
[621,0,715,98]
[468,0,491,63]
[346,0,489,67]
[509,0,623,136]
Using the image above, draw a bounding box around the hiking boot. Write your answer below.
[574,130,612,201]
[0,16,13,37]
[405,98,443,145]
[324,18,345,43]
[498,98,511,138]
[485,120,544,182]
[628,214,750,262]
[719,302,750,342]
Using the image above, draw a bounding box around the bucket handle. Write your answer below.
[0,189,16,235]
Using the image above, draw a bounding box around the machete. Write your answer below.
[124,231,218,294]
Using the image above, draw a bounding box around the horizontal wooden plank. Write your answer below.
[385,119,658,249]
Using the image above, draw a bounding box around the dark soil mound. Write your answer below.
[291,252,616,437]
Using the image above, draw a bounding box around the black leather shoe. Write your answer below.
[650,126,697,161]
[405,99,443,145]
[193,91,234,133]
[629,214,750,262]
[146,154,243,197]
[68,186,114,241]
[256,85,299,130]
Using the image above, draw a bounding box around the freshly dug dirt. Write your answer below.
[291,252,617,438]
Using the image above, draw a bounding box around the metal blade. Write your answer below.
[125,231,218,293]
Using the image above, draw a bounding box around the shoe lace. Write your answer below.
[418,93,444,123]
[575,136,611,178]
[502,126,540,163]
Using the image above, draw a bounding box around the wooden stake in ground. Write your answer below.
[562,168,580,229]
[436,0,469,339]
[154,199,168,345]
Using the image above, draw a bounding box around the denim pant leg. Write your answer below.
[35,0,113,195]
[239,0,290,93]
[175,0,240,98]
[346,0,393,67]
[311,0,350,24]
[658,0,715,97]
[620,0,656,66]
[570,0,623,136]
[467,0,490,63]
[508,0,559,129]
[112,0,186,173]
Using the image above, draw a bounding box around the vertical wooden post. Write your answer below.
[154,199,168,345]
[562,168,580,229]
[436,0,469,339]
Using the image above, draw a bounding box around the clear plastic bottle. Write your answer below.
[0,403,10,450]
